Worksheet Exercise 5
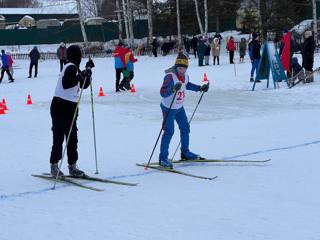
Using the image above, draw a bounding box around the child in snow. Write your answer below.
[119,45,138,90]
[49,45,94,177]
[113,42,127,92]
[159,53,209,168]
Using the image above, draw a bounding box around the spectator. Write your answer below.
[239,38,247,63]
[7,52,14,77]
[197,37,206,66]
[0,49,14,84]
[191,36,198,58]
[213,32,223,45]
[211,38,220,65]
[57,42,67,72]
[302,30,315,83]
[248,33,261,82]
[151,37,159,57]
[184,37,191,54]
[28,46,40,78]
[226,36,236,64]
[204,39,211,65]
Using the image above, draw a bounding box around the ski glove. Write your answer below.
[172,82,182,92]
[81,69,92,79]
[200,83,209,92]
[86,58,95,69]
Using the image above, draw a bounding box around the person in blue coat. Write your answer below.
[0,49,14,83]
[248,33,261,82]
[159,53,209,168]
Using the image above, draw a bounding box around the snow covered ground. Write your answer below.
[0,52,320,240]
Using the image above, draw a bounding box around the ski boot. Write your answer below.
[50,163,64,177]
[159,158,173,169]
[68,164,85,177]
[181,151,204,161]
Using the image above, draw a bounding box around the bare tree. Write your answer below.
[147,0,153,44]
[127,0,135,45]
[76,0,89,45]
[204,0,208,35]
[122,0,130,42]
[115,0,123,40]
[194,0,204,35]
[312,0,318,43]
[259,0,268,39]
[176,0,182,45]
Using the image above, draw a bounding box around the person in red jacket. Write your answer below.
[227,36,236,64]
[119,46,138,90]
[7,52,14,77]
[113,42,127,92]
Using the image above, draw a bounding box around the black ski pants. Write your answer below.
[50,97,78,165]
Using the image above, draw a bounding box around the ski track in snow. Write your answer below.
[1,139,319,201]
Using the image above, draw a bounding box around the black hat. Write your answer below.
[252,32,259,40]
[67,45,82,66]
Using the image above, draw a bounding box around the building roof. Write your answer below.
[0,2,77,15]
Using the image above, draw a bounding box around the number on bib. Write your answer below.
[177,91,185,101]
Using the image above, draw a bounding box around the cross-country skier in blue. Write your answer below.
[159,53,209,168]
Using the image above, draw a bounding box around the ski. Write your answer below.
[148,158,271,165]
[136,164,217,180]
[43,173,137,187]
[32,174,104,192]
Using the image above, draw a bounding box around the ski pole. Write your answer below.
[171,91,205,160]
[52,75,89,190]
[90,79,99,174]
[145,91,178,170]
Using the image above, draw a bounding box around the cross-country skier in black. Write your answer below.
[49,45,94,177]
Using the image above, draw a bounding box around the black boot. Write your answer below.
[68,164,85,177]
[50,163,64,177]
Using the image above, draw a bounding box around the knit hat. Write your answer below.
[67,45,82,67]
[175,52,189,68]
[252,32,259,40]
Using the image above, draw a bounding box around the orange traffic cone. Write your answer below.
[131,84,136,93]
[27,94,33,105]
[98,86,105,97]
[2,98,8,110]
[203,73,209,83]
[0,102,6,115]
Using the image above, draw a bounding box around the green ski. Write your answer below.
[32,174,104,192]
